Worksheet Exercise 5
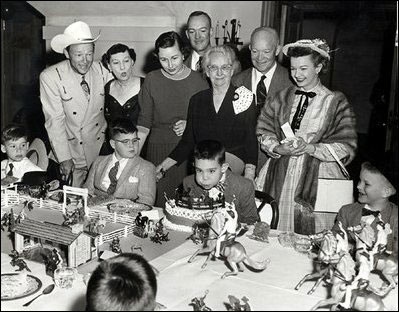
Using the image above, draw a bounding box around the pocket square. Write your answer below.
[233,86,253,114]
[129,176,139,183]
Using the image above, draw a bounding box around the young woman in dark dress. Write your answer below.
[100,44,143,155]
[136,32,209,206]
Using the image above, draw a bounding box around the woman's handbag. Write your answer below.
[314,145,354,214]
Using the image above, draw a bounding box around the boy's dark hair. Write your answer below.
[1,124,28,145]
[86,253,157,311]
[101,43,137,68]
[193,140,225,165]
[109,118,138,140]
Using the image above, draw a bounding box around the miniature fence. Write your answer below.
[2,191,136,226]
[2,188,140,248]
[95,225,136,246]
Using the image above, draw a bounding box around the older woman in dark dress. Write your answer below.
[156,45,258,181]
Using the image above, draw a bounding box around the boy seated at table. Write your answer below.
[1,124,43,185]
[84,118,156,206]
[331,161,398,255]
[86,253,157,311]
[183,139,259,225]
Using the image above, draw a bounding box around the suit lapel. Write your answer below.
[116,156,139,190]
[244,69,253,90]
[96,155,113,190]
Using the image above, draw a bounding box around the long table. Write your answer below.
[1,230,398,311]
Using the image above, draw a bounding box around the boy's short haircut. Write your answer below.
[109,118,138,140]
[86,253,157,311]
[1,124,27,145]
[193,140,225,165]
[361,161,396,195]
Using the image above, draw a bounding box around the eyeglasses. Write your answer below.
[114,138,140,145]
[207,64,233,73]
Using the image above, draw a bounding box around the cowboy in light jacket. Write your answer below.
[40,21,110,187]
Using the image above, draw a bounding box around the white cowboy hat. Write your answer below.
[27,138,48,171]
[51,21,100,53]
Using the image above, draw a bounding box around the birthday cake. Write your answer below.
[163,186,225,232]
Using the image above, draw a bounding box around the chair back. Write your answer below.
[255,190,279,229]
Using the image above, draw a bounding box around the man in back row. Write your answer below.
[232,26,293,173]
[185,11,213,71]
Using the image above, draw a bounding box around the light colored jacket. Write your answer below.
[84,155,156,206]
[40,60,109,168]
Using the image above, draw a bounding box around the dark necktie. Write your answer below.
[81,75,90,98]
[195,56,203,71]
[7,163,14,177]
[107,161,120,195]
[291,90,316,133]
[361,208,380,217]
[256,75,267,115]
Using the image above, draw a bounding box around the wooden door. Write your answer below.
[1,1,45,143]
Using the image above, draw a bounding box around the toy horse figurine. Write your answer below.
[349,222,398,292]
[310,253,387,311]
[188,207,269,279]
[295,228,343,295]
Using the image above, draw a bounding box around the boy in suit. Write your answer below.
[1,124,43,185]
[183,140,259,225]
[332,161,397,255]
[84,118,156,206]
[86,253,157,311]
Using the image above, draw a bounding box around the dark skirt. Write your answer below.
[146,142,188,207]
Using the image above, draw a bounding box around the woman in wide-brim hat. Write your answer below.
[255,38,357,234]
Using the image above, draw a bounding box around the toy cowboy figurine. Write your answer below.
[215,204,238,258]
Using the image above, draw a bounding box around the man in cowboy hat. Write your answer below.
[40,21,110,187]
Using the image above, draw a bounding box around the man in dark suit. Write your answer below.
[232,27,293,174]
[184,11,213,71]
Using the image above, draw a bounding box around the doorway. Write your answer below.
[1,1,47,149]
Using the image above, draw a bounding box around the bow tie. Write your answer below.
[295,90,316,98]
[361,208,380,217]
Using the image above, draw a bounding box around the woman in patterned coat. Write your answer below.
[256,39,357,234]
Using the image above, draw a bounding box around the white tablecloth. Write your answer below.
[151,234,398,311]
[1,234,398,311]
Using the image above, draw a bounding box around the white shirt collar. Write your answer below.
[251,62,277,96]
[190,51,200,70]
[111,153,129,168]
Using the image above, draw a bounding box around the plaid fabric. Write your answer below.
[256,83,357,233]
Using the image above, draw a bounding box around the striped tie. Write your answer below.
[107,161,120,195]
[81,75,90,98]
[256,75,267,115]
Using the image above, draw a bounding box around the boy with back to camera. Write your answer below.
[84,118,156,206]
[86,253,157,311]
[332,161,398,255]
[1,124,43,185]
[183,140,259,225]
